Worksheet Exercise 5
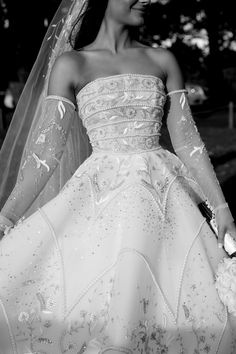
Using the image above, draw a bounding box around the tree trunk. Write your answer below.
[203,0,228,102]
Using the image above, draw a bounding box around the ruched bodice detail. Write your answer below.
[77,74,166,153]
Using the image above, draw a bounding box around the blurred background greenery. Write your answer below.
[1,0,236,103]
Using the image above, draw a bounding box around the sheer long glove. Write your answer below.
[166,90,235,245]
[0,95,76,224]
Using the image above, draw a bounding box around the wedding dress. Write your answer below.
[0,73,236,354]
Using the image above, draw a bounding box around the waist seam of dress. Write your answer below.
[91,146,163,155]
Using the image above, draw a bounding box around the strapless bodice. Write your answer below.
[77,74,166,154]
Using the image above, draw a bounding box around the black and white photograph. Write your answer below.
[0,0,236,353]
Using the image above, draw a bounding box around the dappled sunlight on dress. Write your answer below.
[0,74,236,354]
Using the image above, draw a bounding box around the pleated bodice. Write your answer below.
[77,74,166,154]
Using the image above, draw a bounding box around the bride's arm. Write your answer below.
[163,50,235,246]
[0,54,77,226]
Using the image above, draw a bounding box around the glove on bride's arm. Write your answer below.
[164,50,234,225]
[0,54,77,226]
[166,90,233,220]
[0,96,76,225]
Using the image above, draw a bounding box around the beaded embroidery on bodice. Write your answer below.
[77,74,166,153]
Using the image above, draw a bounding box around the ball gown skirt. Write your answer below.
[0,74,236,354]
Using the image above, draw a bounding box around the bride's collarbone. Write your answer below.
[71,50,166,93]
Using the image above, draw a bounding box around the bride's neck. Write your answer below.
[93,18,134,54]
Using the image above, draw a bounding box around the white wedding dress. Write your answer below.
[0,74,236,354]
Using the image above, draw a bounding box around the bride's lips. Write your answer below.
[132,7,146,14]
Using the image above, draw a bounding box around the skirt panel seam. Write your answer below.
[38,207,67,317]
[0,297,18,354]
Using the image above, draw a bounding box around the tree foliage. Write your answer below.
[1,0,236,100]
[144,0,236,100]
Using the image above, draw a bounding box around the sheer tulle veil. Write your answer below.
[0,0,92,217]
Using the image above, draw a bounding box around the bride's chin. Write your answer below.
[128,14,145,27]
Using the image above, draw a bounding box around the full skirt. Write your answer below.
[0,147,236,354]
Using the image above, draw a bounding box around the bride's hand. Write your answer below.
[215,208,236,248]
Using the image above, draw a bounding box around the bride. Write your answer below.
[0,0,236,353]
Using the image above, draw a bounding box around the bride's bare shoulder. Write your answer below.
[146,47,181,76]
[49,50,88,86]
[47,51,87,99]
[146,46,175,63]
[151,47,180,66]
[53,50,86,74]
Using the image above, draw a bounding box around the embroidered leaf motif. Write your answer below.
[58,100,66,119]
